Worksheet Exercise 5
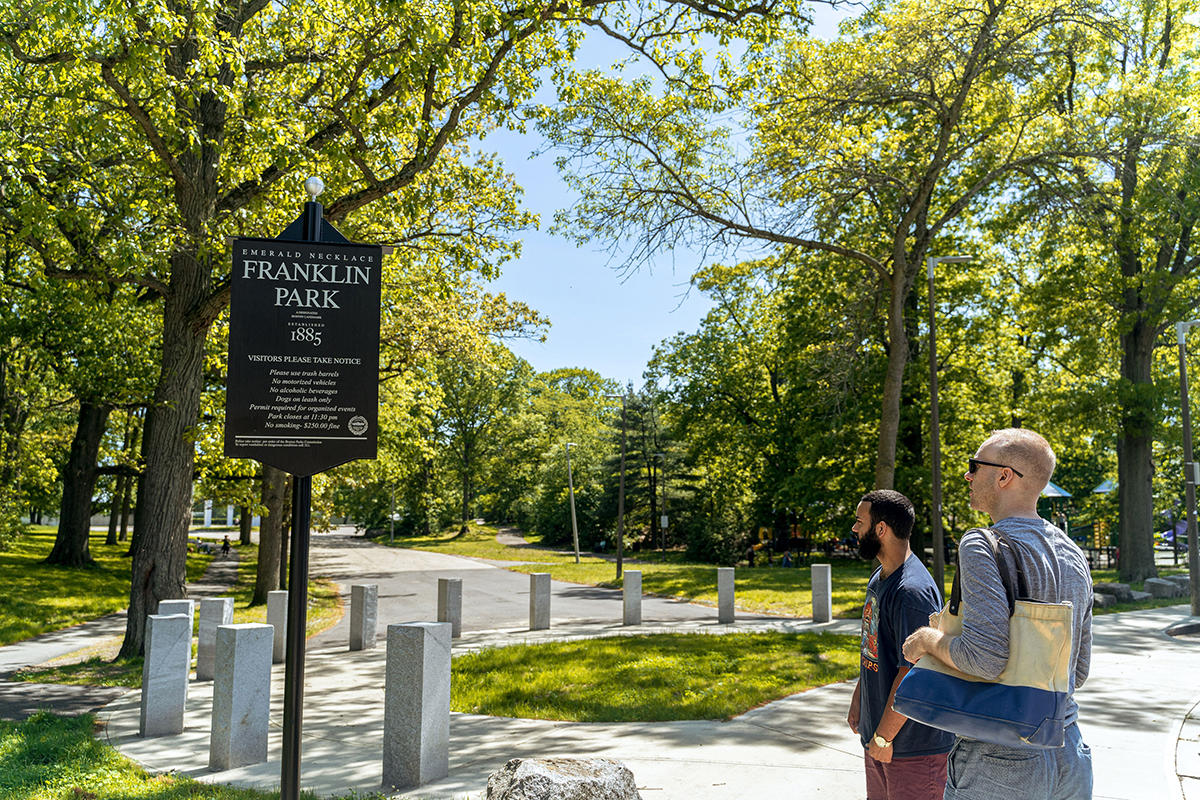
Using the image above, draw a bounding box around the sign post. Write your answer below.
[224,177,381,800]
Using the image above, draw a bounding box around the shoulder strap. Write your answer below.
[990,527,1031,600]
[949,528,1019,616]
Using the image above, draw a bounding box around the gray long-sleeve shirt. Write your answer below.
[948,516,1092,724]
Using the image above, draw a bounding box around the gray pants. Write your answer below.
[944,723,1092,800]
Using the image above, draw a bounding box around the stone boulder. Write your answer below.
[1130,590,1153,602]
[1092,593,1117,609]
[1093,582,1133,602]
[1144,578,1185,599]
[487,758,643,800]
[1166,574,1191,591]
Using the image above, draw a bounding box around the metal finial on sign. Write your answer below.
[304,176,325,200]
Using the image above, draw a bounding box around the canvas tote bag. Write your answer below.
[892,528,1074,749]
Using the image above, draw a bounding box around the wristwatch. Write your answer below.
[873,734,892,749]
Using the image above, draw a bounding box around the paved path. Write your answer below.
[307,530,774,650]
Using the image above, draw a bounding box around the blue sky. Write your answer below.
[484,8,853,385]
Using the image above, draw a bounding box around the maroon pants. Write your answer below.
[865,750,949,800]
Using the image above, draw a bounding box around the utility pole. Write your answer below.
[565,442,580,563]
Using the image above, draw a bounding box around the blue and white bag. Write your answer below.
[893,529,1073,749]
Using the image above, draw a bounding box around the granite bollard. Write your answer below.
[209,623,273,771]
[623,570,642,626]
[718,567,735,624]
[351,584,379,651]
[157,599,195,634]
[529,573,551,631]
[197,597,234,681]
[812,563,833,623]
[437,578,463,638]
[267,590,288,663]
[140,613,191,737]
[383,622,452,790]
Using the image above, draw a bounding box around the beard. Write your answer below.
[857,531,881,561]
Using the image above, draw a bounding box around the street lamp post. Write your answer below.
[605,393,628,580]
[1176,320,1200,617]
[565,442,580,564]
[928,254,972,595]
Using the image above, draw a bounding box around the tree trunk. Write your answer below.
[46,401,112,566]
[105,474,123,546]
[119,470,134,543]
[106,412,137,546]
[460,441,472,529]
[239,504,252,546]
[1116,315,1158,582]
[118,414,141,545]
[874,273,908,489]
[118,262,210,658]
[253,466,286,605]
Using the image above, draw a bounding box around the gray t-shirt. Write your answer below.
[948,516,1092,724]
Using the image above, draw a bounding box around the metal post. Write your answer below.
[1177,321,1200,617]
[616,395,626,580]
[605,393,628,580]
[565,443,580,564]
[280,180,324,800]
[927,257,945,593]
[927,254,970,595]
[281,476,310,800]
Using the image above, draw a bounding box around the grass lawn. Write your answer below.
[10,543,344,689]
[451,631,860,722]
[0,712,384,800]
[0,529,213,647]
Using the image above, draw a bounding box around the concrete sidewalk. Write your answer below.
[100,617,864,800]
[95,606,1200,800]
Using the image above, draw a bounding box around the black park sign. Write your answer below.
[224,236,382,476]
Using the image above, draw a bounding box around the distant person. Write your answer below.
[848,489,952,800]
[903,428,1093,799]
[745,546,755,567]
[221,535,231,556]
[781,551,792,568]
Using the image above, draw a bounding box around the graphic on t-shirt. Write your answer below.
[861,592,879,672]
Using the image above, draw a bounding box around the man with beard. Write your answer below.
[848,489,953,799]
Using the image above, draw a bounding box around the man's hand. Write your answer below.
[902,626,941,664]
[867,736,893,764]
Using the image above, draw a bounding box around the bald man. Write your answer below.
[902,428,1093,800]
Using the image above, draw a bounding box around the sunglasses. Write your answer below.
[968,458,1024,478]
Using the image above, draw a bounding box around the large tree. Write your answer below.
[2,0,792,656]
[1011,0,1200,580]
[540,0,1095,489]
